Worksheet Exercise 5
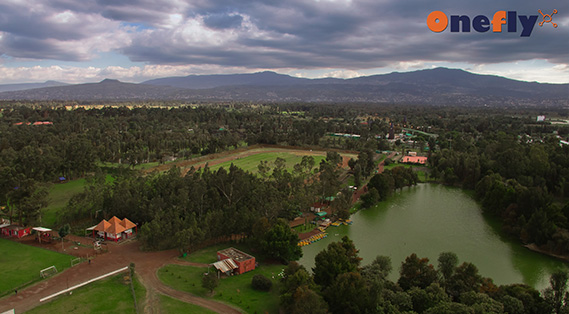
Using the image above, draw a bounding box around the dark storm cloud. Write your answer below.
[120,0,568,69]
[0,0,566,69]
[0,34,84,61]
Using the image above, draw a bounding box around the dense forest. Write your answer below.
[282,236,569,314]
[0,102,568,260]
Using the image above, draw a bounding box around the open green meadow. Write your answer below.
[159,295,217,314]
[0,238,72,295]
[43,175,114,228]
[164,242,284,314]
[208,151,326,174]
[43,179,87,227]
[27,273,145,314]
[181,243,262,264]
[158,263,283,314]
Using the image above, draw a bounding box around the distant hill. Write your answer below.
[0,79,193,101]
[142,71,329,89]
[0,80,68,92]
[0,68,567,106]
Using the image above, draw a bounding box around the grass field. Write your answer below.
[0,238,72,295]
[167,242,283,313]
[43,179,87,227]
[158,263,283,314]
[159,295,217,314]
[208,151,326,174]
[27,273,145,314]
[43,175,114,228]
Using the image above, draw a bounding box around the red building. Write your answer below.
[217,248,255,275]
[1,225,30,238]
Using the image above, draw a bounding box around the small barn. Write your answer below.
[211,258,238,277]
[1,225,30,238]
[217,248,255,275]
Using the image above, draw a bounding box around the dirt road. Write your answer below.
[0,240,242,314]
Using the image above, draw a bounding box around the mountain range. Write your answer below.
[0,68,566,106]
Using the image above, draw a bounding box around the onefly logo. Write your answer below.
[427,10,558,37]
[539,9,558,28]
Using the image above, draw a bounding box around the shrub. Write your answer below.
[251,274,272,291]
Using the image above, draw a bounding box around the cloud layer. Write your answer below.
[0,0,567,83]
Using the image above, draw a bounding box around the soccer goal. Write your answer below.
[71,257,83,267]
[40,265,58,278]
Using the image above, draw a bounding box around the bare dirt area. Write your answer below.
[0,239,240,314]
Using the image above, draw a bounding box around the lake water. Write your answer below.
[299,183,568,291]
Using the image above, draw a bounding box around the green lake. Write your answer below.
[299,183,568,291]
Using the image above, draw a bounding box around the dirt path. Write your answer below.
[0,240,242,314]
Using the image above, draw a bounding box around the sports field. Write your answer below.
[208,151,327,174]
[26,274,145,314]
[0,238,72,295]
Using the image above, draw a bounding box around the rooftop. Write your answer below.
[218,247,254,262]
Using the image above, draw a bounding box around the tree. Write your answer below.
[289,285,328,314]
[261,218,302,263]
[59,223,71,250]
[326,151,342,166]
[202,272,219,293]
[348,158,357,171]
[324,272,372,314]
[438,252,459,289]
[280,262,323,313]
[543,270,569,314]
[398,253,438,290]
[313,236,361,288]
[252,274,272,291]
[447,262,483,300]
[361,255,392,281]
[7,179,49,226]
[360,188,379,208]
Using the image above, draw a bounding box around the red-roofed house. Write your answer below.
[401,156,428,165]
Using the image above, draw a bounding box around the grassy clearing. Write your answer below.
[0,238,72,295]
[158,295,217,314]
[158,262,284,314]
[27,274,144,314]
[293,223,316,233]
[43,179,87,227]
[43,175,114,228]
[181,243,253,264]
[208,152,326,174]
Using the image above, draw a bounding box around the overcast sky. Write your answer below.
[0,0,567,84]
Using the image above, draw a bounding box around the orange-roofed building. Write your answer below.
[93,219,110,238]
[401,156,428,165]
[108,216,122,225]
[92,217,137,242]
[120,218,137,239]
